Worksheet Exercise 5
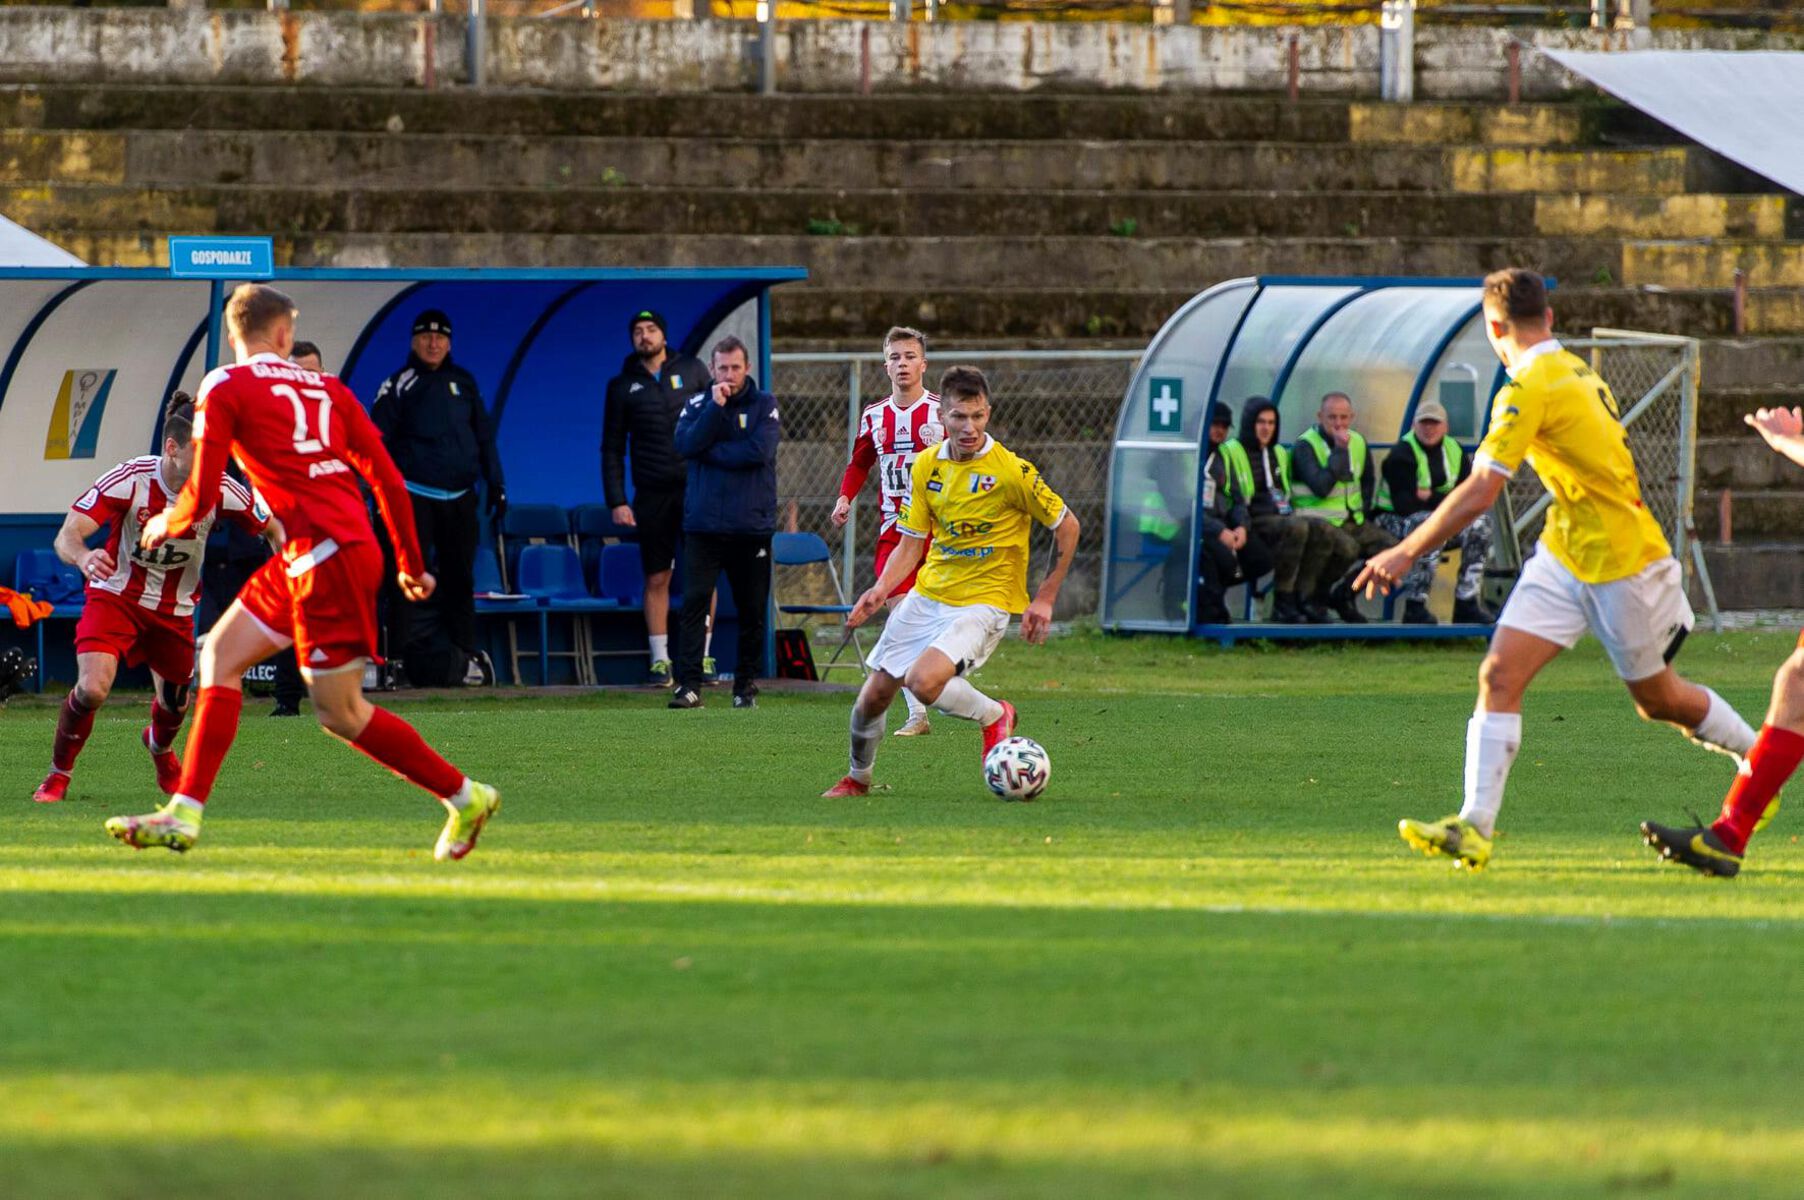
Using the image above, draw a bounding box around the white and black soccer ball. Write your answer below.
[983,736,1051,801]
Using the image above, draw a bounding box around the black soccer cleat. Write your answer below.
[668,687,703,709]
[1640,820,1742,879]
[732,684,759,710]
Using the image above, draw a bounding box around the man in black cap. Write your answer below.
[602,308,714,687]
[371,309,505,684]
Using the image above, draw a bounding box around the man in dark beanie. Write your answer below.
[371,308,505,684]
[602,308,714,687]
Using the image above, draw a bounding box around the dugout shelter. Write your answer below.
[1105,276,1565,644]
[0,264,807,687]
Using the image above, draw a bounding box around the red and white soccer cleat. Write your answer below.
[143,727,183,795]
[821,775,870,798]
[980,700,1018,762]
[32,771,70,804]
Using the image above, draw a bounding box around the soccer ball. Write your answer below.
[983,736,1051,801]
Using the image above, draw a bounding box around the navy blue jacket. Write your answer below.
[673,377,780,536]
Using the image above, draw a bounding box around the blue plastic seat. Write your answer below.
[498,503,573,584]
[769,532,864,679]
[13,549,86,693]
[514,544,620,686]
[596,543,646,608]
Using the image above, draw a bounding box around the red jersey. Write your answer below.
[166,353,424,577]
[71,455,267,620]
[837,392,943,534]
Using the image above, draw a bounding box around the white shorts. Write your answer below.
[867,592,1011,680]
[1497,550,1693,681]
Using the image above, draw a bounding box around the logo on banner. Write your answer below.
[44,369,117,460]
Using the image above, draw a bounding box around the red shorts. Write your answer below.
[875,527,929,599]
[238,538,383,675]
[74,590,196,682]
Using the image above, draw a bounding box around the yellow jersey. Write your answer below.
[1476,340,1670,584]
[897,435,1068,613]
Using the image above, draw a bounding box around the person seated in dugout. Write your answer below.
[1290,391,1398,625]
[1225,395,1335,624]
[1196,402,1273,624]
[1373,399,1498,626]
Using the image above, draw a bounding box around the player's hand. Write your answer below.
[1354,545,1416,599]
[1020,599,1054,644]
[1747,406,1804,445]
[80,548,115,582]
[1330,428,1351,449]
[398,570,436,602]
[265,517,288,552]
[1228,527,1247,551]
[711,381,733,407]
[846,585,886,629]
[139,511,172,551]
[830,496,852,527]
[1416,487,1433,502]
[611,504,636,528]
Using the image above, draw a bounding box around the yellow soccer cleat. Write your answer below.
[104,800,201,854]
[1398,814,1493,870]
[434,782,501,862]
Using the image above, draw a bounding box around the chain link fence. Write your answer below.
[769,350,1139,621]
[1500,329,1715,622]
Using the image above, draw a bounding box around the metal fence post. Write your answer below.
[1380,0,1414,103]
[843,359,861,597]
[467,0,486,88]
[757,0,776,96]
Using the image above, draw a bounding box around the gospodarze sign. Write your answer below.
[167,236,275,280]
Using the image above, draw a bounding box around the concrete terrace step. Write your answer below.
[1698,387,1804,436]
[1623,241,1804,289]
[1695,490,1804,540]
[1699,543,1804,611]
[0,127,1728,197]
[0,85,1599,146]
[1701,340,1804,389]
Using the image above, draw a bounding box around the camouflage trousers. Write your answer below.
[1374,511,1491,603]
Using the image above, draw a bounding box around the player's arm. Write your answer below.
[832,415,878,527]
[848,531,925,629]
[1747,407,1804,470]
[144,379,235,549]
[335,381,431,595]
[601,377,633,520]
[53,510,110,582]
[1022,509,1080,645]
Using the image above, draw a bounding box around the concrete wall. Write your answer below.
[2,8,1801,97]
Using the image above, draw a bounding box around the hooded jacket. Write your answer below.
[1234,396,1293,520]
[601,349,711,506]
[673,377,781,536]
[371,353,503,496]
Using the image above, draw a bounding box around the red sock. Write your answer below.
[174,686,244,804]
[51,691,99,772]
[148,699,185,753]
[1712,724,1804,854]
[351,706,464,800]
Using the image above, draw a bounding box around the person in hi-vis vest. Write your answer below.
[1290,392,1397,624]
[1373,399,1497,627]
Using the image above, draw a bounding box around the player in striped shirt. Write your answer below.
[831,326,944,737]
[32,392,281,804]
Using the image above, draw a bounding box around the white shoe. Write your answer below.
[893,713,932,737]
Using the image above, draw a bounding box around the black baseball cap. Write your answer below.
[413,309,453,337]
[629,309,668,337]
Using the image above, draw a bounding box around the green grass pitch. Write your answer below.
[6,628,1804,1198]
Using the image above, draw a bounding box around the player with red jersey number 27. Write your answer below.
[104,284,501,862]
[831,326,943,737]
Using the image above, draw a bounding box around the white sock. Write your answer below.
[444,777,474,811]
[1688,687,1757,759]
[934,677,1004,725]
[704,629,714,657]
[649,634,669,663]
[849,707,884,783]
[1458,711,1521,838]
[903,689,927,720]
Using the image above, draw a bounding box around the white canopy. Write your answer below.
[1541,49,1804,197]
[0,215,83,268]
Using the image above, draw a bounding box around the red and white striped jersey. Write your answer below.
[837,393,943,533]
[70,456,269,620]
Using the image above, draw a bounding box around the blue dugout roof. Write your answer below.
[0,265,806,521]
[1101,275,1514,634]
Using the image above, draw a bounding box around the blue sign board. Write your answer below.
[168,236,275,280]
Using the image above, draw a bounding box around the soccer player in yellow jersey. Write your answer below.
[822,366,1081,798]
[1356,268,1755,868]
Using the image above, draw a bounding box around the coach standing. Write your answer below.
[668,336,779,711]
[371,309,506,680]
[602,309,712,687]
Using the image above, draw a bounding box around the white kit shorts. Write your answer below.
[867,592,1011,680]
[1498,549,1693,681]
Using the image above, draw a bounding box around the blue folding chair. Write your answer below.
[771,532,866,679]
[498,503,573,586]
[14,549,85,692]
[473,545,538,686]
[596,543,646,609]
[515,544,620,686]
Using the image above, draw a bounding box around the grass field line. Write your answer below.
[0,861,1795,929]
